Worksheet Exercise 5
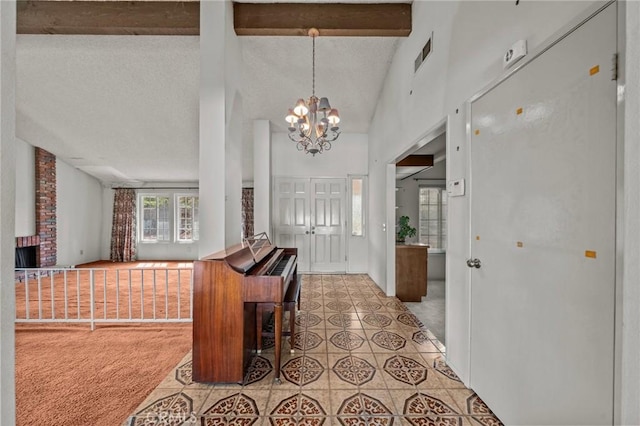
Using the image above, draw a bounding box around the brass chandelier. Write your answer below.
[285,28,341,156]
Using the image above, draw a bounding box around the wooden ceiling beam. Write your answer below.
[397,155,434,167]
[233,2,412,37]
[17,1,200,36]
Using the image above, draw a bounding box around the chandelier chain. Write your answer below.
[312,35,316,98]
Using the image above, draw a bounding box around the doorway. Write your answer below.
[394,129,448,344]
[273,177,346,273]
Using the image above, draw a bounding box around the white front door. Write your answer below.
[274,177,346,273]
[310,178,346,273]
[273,178,310,271]
[469,4,616,425]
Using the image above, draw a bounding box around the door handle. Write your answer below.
[305,231,310,235]
[466,258,481,268]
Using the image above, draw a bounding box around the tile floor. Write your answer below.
[123,274,503,425]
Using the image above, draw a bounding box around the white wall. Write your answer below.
[0,2,16,421]
[273,132,369,272]
[368,0,601,389]
[225,90,243,247]
[56,158,103,266]
[253,120,271,235]
[272,132,368,177]
[15,137,34,236]
[101,187,114,260]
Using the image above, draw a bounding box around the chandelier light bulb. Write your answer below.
[293,99,309,117]
[328,108,340,125]
[285,109,297,125]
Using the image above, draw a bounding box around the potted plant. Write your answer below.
[396,215,417,243]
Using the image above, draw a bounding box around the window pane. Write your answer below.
[193,198,199,241]
[418,187,446,249]
[142,196,157,241]
[158,196,170,241]
[177,195,199,242]
[351,178,364,237]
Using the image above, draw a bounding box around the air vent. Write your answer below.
[414,32,433,73]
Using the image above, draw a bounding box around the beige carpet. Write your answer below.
[16,323,192,426]
[15,261,193,426]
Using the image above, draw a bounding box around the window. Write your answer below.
[139,193,199,243]
[350,176,366,237]
[177,195,199,242]
[418,187,447,249]
[141,195,170,242]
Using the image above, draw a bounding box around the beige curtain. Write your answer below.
[241,188,254,239]
[110,188,137,262]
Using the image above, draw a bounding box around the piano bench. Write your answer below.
[257,276,301,354]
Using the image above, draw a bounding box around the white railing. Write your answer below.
[15,266,194,330]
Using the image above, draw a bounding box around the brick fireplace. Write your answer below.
[15,148,57,269]
[15,236,40,268]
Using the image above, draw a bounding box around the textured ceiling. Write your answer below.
[16,30,400,184]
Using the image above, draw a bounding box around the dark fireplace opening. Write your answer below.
[16,246,37,268]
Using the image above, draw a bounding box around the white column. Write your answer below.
[385,163,396,296]
[0,0,16,423]
[225,92,243,247]
[253,120,272,236]
[621,1,640,423]
[198,1,226,257]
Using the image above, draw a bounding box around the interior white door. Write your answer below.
[273,177,346,273]
[469,4,617,425]
[273,178,310,271]
[310,178,346,273]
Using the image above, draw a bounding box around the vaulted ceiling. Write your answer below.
[15,1,411,184]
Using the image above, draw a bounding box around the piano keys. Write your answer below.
[192,233,298,384]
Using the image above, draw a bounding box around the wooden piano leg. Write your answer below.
[289,303,295,354]
[256,304,263,354]
[274,302,282,384]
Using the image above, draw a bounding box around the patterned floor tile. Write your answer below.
[327,313,355,328]
[331,355,377,386]
[130,391,194,426]
[293,331,324,351]
[329,331,365,351]
[370,330,407,352]
[336,391,397,425]
[269,392,328,419]
[325,301,353,312]
[296,312,324,328]
[281,356,325,387]
[403,416,462,426]
[361,313,393,328]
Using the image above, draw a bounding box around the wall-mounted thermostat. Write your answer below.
[447,179,465,197]
[503,40,527,69]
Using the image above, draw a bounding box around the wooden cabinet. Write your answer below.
[395,244,428,302]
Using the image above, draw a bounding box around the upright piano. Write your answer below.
[192,233,298,383]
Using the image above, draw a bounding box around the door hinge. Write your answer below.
[611,53,618,81]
